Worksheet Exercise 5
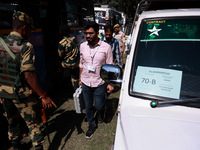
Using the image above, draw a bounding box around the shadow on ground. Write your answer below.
[104,98,119,123]
[45,98,119,149]
[45,109,85,150]
[104,85,120,123]
[1,75,120,150]
[43,83,120,149]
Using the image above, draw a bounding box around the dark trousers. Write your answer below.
[82,83,106,127]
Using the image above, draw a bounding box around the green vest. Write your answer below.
[0,36,28,99]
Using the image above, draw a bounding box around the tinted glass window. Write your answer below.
[131,17,200,107]
[95,11,106,24]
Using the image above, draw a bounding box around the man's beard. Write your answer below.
[87,36,98,45]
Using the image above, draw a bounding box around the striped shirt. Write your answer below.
[104,37,122,68]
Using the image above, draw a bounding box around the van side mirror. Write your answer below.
[100,64,122,84]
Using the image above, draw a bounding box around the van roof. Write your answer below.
[140,8,200,19]
[148,0,200,10]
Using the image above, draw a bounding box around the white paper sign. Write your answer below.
[133,66,182,99]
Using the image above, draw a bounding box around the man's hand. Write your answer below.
[0,98,2,104]
[121,42,125,53]
[107,84,114,93]
[42,97,57,109]
[24,71,57,109]
[79,68,83,87]
[78,80,82,87]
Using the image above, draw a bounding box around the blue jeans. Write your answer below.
[82,83,106,127]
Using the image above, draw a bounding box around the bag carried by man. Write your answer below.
[73,86,85,114]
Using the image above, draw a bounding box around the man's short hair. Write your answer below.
[84,22,99,33]
[104,25,114,33]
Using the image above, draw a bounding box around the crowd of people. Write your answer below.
[0,11,126,150]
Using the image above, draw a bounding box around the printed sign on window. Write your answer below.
[133,66,182,99]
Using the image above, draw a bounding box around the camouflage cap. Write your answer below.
[13,11,35,30]
[114,24,120,28]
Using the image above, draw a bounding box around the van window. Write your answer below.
[131,17,200,108]
[95,11,107,24]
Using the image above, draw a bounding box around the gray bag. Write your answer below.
[73,86,85,114]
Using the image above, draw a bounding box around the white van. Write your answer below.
[100,0,200,150]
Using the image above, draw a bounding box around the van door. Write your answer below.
[114,16,200,150]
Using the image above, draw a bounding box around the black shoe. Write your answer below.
[85,126,96,138]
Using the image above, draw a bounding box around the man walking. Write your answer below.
[0,11,56,150]
[79,22,114,138]
[113,24,126,54]
[103,25,122,68]
[58,24,79,91]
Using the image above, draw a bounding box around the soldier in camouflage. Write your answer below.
[58,24,79,91]
[0,11,57,150]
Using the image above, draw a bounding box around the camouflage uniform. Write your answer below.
[0,11,44,149]
[58,36,79,90]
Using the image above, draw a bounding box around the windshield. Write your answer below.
[95,10,106,25]
[131,17,200,108]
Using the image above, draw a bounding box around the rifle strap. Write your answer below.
[0,37,16,60]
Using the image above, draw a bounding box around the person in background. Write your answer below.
[103,25,122,68]
[57,24,79,91]
[114,24,126,67]
[0,11,56,150]
[79,22,114,139]
[113,24,126,54]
